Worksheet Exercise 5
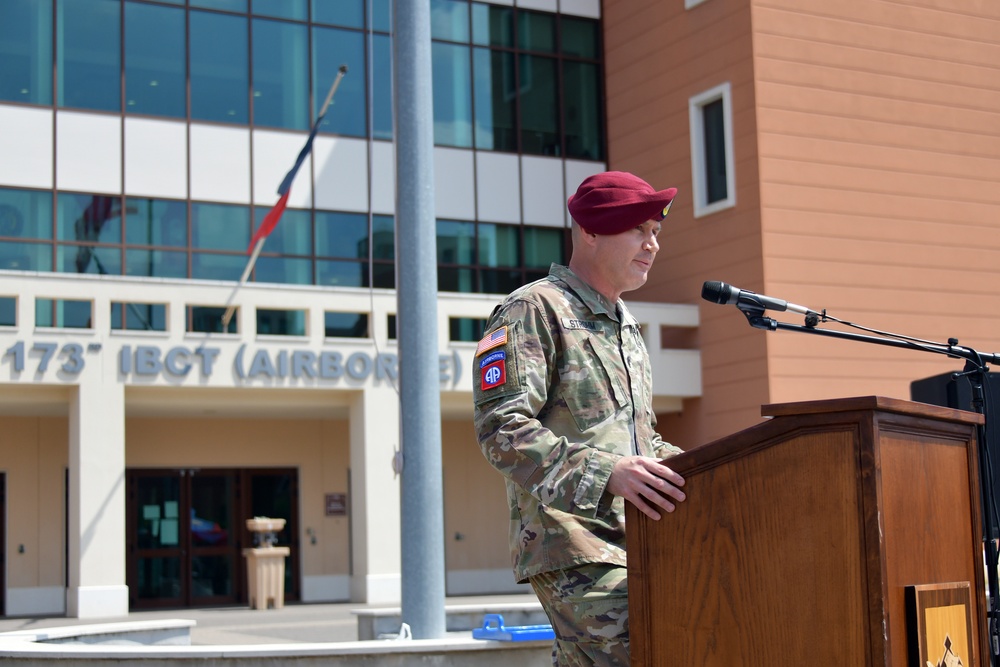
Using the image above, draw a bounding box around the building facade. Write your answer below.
[0,0,702,618]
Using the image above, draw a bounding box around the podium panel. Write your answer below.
[627,396,986,667]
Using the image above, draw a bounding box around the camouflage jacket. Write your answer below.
[473,264,681,583]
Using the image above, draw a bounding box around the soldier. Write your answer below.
[473,171,687,666]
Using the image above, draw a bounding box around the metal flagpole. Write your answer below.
[220,67,348,331]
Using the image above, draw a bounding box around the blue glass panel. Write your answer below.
[471,4,512,47]
[57,0,120,112]
[36,297,92,328]
[316,259,365,287]
[257,308,307,335]
[0,0,53,105]
[473,47,516,151]
[125,249,188,279]
[252,19,309,130]
[254,256,312,285]
[312,27,365,136]
[57,244,122,275]
[438,266,474,292]
[125,2,186,118]
[191,12,249,124]
[523,226,563,268]
[311,0,363,28]
[112,302,167,331]
[57,194,123,243]
[252,0,307,20]
[372,34,393,140]
[517,11,555,53]
[431,0,469,42]
[315,210,366,258]
[372,215,394,260]
[436,219,474,264]
[189,306,237,333]
[561,16,599,59]
[191,253,246,281]
[432,43,472,148]
[372,0,391,32]
[0,297,14,326]
[563,61,602,160]
[477,222,519,267]
[0,187,53,240]
[0,241,52,271]
[254,208,311,255]
[191,0,247,11]
[125,199,188,248]
[519,54,559,156]
[325,312,368,338]
[191,203,250,252]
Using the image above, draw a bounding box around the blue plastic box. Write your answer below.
[472,613,555,642]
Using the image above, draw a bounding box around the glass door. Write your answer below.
[128,471,185,608]
[189,471,238,605]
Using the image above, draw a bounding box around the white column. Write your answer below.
[348,385,402,604]
[66,382,128,618]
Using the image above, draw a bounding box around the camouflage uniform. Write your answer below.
[473,264,681,665]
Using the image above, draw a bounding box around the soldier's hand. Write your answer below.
[607,456,685,520]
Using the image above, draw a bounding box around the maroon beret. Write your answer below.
[567,171,677,235]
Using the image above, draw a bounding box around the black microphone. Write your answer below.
[702,280,815,315]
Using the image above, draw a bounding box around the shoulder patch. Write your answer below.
[561,317,601,332]
[476,326,508,356]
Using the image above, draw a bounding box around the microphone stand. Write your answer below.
[739,305,1000,666]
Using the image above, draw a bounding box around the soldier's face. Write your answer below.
[594,219,661,295]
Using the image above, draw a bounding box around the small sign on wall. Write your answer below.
[325,493,347,516]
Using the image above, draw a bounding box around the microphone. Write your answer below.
[702,281,815,315]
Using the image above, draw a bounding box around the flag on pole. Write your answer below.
[221,65,348,330]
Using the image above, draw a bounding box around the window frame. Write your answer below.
[689,81,736,218]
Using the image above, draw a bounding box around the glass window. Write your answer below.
[257,308,306,335]
[473,48,516,152]
[436,220,475,265]
[524,226,563,268]
[325,311,368,338]
[191,253,246,281]
[253,19,309,130]
[125,198,188,248]
[316,211,367,258]
[125,2,186,118]
[372,215,395,260]
[112,302,167,331]
[0,241,52,272]
[438,266,474,292]
[188,306,237,334]
[254,256,312,284]
[311,0,363,28]
[519,55,559,156]
[432,43,473,148]
[312,26,366,136]
[471,4,512,48]
[57,194,123,244]
[0,297,14,326]
[191,203,250,252]
[125,248,188,279]
[190,11,249,124]
[316,259,365,288]
[449,317,485,342]
[372,34,393,140]
[191,0,247,11]
[57,0,120,112]
[255,208,311,255]
[479,268,520,294]
[517,11,555,53]
[36,298,92,328]
[252,0,307,20]
[477,223,519,267]
[563,61,603,160]
[561,16,599,59]
[0,0,53,105]
[703,98,728,203]
[0,187,52,240]
[372,0,391,32]
[58,244,122,275]
[431,0,469,42]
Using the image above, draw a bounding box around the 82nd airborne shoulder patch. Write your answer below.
[479,350,506,390]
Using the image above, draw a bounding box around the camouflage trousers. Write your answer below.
[528,563,630,666]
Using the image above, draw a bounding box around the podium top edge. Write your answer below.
[761,395,985,425]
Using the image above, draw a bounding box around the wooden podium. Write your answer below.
[627,396,988,666]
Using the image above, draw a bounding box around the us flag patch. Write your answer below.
[476,326,508,356]
[480,351,507,390]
